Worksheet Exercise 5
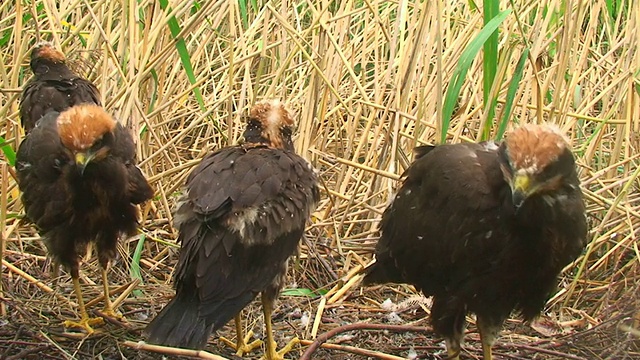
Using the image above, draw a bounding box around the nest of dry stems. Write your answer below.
[1,0,640,359]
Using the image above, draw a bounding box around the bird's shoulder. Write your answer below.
[403,141,505,204]
[19,74,101,132]
[185,144,317,217]
[109,123,137,161]
[27,63,100,99]
[68,77,101,105]
[15,114,73,229]
[16,113,64,169]
[374,141,511,269]
[100,122,153,204]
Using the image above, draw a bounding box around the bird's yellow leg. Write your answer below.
[219,313,263,356]
[50,260,60,285]
[445,338,461,360]
[62,276,104,333]
[100,267,123,319]
[482,343,493,360]
[477,317,497,360]
[260,296,300,360]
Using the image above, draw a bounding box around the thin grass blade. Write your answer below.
[440,8,512,143]
[158,0,206,112]
[0,137,16,166]
[482,0,500,138]
[130,233,146,298]
[496,48,529,140]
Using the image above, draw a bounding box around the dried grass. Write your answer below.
[0,0,639,359]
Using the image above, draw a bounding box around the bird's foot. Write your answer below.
[220,331,263,356]
[100,306,124,321]
[261,337,300,360]
[63,316,104,334]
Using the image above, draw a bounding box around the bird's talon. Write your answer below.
[220,332,263,356]
[101,308,124,321]
[219,336,236,348]
[239,339,264,356]
[261,337,300,360]
[63,316,104,334]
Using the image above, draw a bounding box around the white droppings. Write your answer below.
[299,312,310,328]
[407,346,418,360]
[133,312,148,321]
[405,189,412,195]
[381,298,395,311]
[485,231,492,239]
[386,312,403,324]
[335,334,355,343]
[417,235,423,240]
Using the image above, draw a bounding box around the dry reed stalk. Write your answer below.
[122,340,231,359]
[0,0,638,358]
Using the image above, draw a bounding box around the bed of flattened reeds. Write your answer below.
[0,0,639,359]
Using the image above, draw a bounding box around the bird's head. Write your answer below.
[30,41,66,73]
[498,123,578,210]
[56,104,116,174]
[243,99,295,150]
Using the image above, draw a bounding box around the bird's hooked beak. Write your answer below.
[75,151,96,174]
[511,173,532,210]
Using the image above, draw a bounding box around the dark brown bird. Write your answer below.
[20,41,101,134]
[15,104,153,333]
[363,124,588,359]
[145,99,319,359]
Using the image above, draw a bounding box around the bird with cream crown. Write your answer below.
[145,99,319,360]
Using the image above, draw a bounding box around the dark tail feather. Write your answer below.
[199,291,258,332]
[145,290,259,350]
[145,293,212,350]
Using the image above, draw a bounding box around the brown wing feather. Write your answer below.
[109,124,154,204]
[15,113,73,230]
